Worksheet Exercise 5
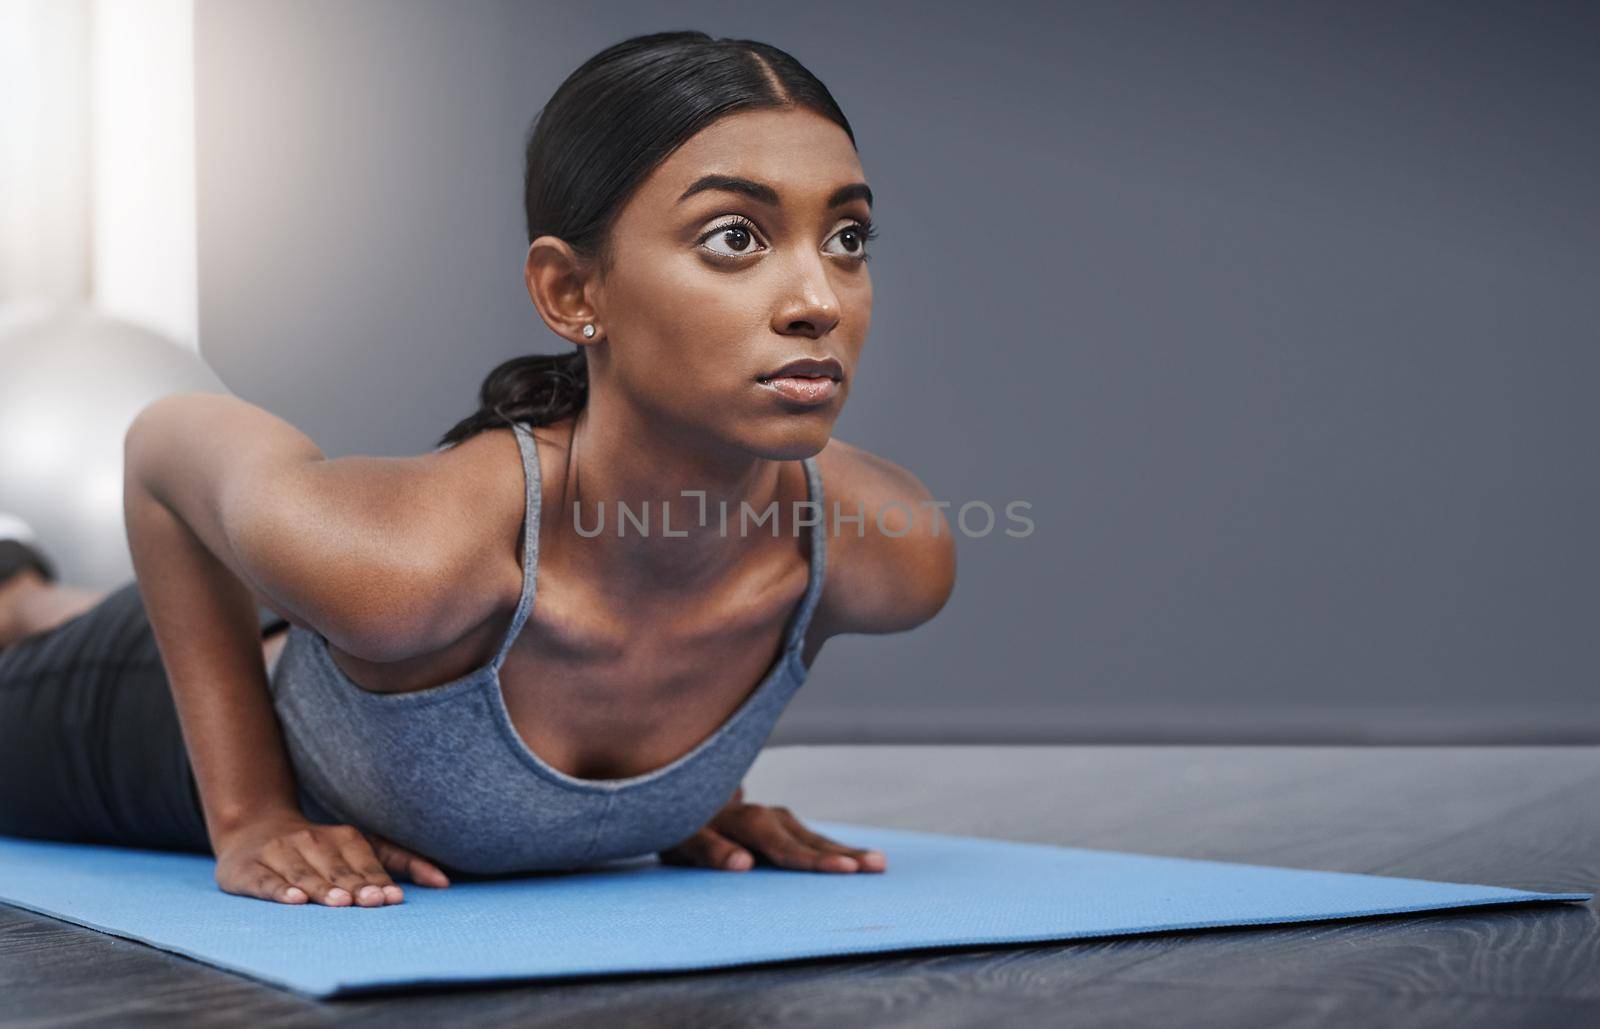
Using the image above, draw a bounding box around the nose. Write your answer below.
[771,253,841,339]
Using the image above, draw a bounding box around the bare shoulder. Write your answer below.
[263,428,527,662]
[805,438,957,648]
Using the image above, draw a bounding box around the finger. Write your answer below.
[367,831,451,890]
[775,810,888,872]
[226,859,308,905]
[262,834,346,906]
[331,828,404,906]
[660,827,754,871]
[726,806,858,873]
[292,826,374,906]
[660,826,754,871]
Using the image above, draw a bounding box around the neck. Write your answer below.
[553,392,808,591]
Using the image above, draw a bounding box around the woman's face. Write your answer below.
[588,106,873,460]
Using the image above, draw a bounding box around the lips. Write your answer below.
[755,356,843,406]
[756,356,844,382]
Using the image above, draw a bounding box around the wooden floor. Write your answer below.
[2,745,1597,1027]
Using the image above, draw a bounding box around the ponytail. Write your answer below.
[436,349,588,448]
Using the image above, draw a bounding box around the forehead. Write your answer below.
[631,107,866,211]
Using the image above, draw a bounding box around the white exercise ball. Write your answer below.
[0,304,229,588]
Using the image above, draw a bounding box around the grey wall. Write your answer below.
[196,0,1599,742]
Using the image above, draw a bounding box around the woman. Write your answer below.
[0,31,954,907]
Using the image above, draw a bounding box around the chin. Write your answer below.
[736,419,835,462]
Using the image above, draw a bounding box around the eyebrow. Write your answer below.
[677,174,873,210]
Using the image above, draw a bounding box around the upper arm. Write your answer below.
[809,439,957,642]
[125,393,510,661]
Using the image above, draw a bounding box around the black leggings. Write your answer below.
[0,581,287,855]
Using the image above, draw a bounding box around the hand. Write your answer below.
[658,787,887,874]
[213,812,451,906]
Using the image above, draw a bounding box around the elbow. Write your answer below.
[928,531,957,620]
[123,393,221,488]
[907,530,957,629]
[900,477,958,629]
[123,396,174,482]
[862,529,957,636]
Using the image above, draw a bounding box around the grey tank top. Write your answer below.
[267,424,828,876]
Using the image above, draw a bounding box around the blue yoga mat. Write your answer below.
[0,821,1587,998]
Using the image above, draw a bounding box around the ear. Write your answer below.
[524,237,605,345]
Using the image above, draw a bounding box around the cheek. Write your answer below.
[839,276,872,355]
[605,257,768,397]
[855,276,873,325]
[646,263,763,348]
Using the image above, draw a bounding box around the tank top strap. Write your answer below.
[492,422,543,670]
[785,455,829,653]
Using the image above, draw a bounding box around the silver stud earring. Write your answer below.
[581,323,596,339]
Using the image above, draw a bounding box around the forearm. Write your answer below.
[124,396,313,844]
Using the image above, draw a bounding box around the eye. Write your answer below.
[697,216,766,259]
[824,218,878,261]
